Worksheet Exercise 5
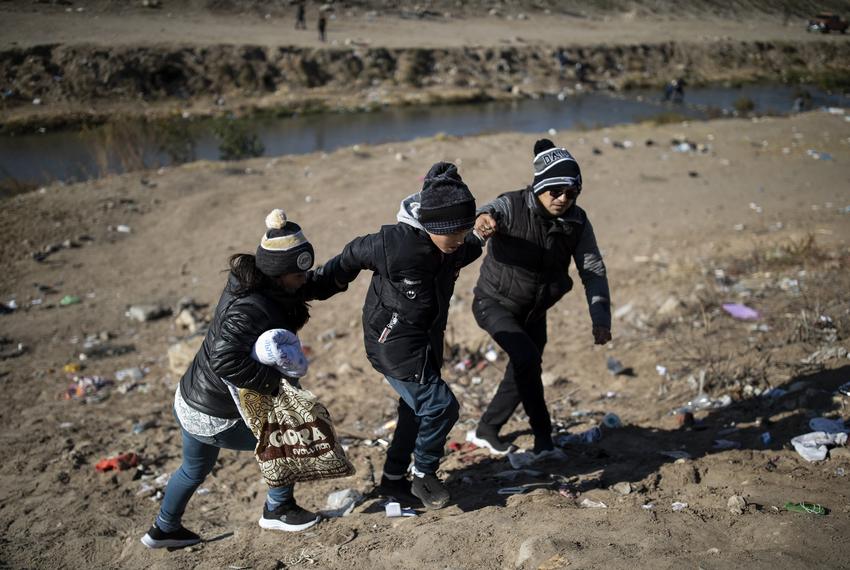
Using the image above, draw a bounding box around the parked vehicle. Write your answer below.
[807,12,848,33]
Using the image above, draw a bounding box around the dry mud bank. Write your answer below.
[0,111,849,568]
[2,39,849,131]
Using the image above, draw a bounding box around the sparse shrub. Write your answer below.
[733,97,755,114]
[213,117,265,161]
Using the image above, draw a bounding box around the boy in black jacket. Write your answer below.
[329,162,484,509]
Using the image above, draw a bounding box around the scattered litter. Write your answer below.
[784,501,827,516]
[671,501,689,512]
[498,482,553,495]
[126,304,172,322]
[641,503,655,510]
[606,356,631,376]
[59,295,82,307]
[321,488,362,518]
[676,411,695,428]
[579,498,607,509]
[721,303,760,320]
[555,426,602,446]
[133,419,157,434]
[602,412,622,429]
[727,495,747,515]
[802,346,848,365]
[808,418,848,434]
[95,452,140,472]
[116,224,132,233]
[64,375,114,402]
[686,393,732,411]
[761,432,772,446]
[762,387,787,399]
[196,488,212,495]
[494,468,545,481]
[713,439,742,450]
[806,149,833,161]
[659,450,691,460]
[115,367,145,382]
[791,431,848,462]
[384,501,416,517]
[63,363,81,373]
[836,382,850,397]
[484,348,499,362]
[655,365,667,376]
[507,448,566,469]
[835,468,845,477]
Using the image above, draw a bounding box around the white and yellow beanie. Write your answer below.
[255,209,314,277]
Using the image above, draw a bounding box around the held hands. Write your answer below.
[474,213,497,239]
[251,328,309,378]
[592,326,612,345]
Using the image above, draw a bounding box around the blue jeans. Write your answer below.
[156,416,294,532]
[383,364,459,476]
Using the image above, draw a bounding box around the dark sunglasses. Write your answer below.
[548,187,580,199]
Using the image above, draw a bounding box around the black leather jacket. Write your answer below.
[179,268,341,419]
[333,222,483,382]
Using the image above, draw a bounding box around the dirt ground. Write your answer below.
[1,107,849,569]
[1,3,843,50]
[2,3,850,569]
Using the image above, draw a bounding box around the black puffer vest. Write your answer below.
[474,188,586,322]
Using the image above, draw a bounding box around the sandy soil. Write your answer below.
[1,5,842,50]
[1,108,849,569]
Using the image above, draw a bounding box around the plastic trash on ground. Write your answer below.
[808,417,848,434]
[671,501,689,512]
[791,431,848,462]
[384,501,416,517]
[555,426,602,446]
[784,501,827,515]
[580,498,607,508]
[95,452,140,472]
[321,488,362,518]
[721,303,760,320]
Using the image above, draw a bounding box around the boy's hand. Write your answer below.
[592,327,611,345]
[475,213,497,239]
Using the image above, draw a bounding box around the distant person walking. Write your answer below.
[663,78,685,104]
[318,13,327,42]
[295,1,306,30]
[467,139,611,456]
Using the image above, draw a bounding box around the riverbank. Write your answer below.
[0,110,848,568]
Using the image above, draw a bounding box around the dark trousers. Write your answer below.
[383,363,459,476]
[472,296,551,443]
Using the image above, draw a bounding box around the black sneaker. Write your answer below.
[140,523,201,549]
[376,475,422,507]
[259,501,320,532]
[532,437,555,455]
[411,473,450,510]
[466,428,514,455]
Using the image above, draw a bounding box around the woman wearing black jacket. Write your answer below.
[141,209,342,549]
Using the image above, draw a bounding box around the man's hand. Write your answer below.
[592,326,612,345]
[475,213,497,239]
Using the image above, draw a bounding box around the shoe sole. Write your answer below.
[258,515,320,532]
[410,485,450,510]
[376,487,423,508]
[140,534,200,549]
[466,430,514,456]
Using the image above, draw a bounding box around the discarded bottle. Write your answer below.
[784,501,827,515]
[602,412,622,429]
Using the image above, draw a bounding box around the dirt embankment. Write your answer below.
[2,39,849,131]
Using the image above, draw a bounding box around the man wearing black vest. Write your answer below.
[467,139,612,455]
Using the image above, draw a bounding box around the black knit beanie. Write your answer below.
[532,139,582,195]
[418,162,476,235]
[255,209,315,277]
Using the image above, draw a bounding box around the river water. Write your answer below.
[0,82,846,190]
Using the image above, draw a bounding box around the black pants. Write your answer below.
[472,296,551,443]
